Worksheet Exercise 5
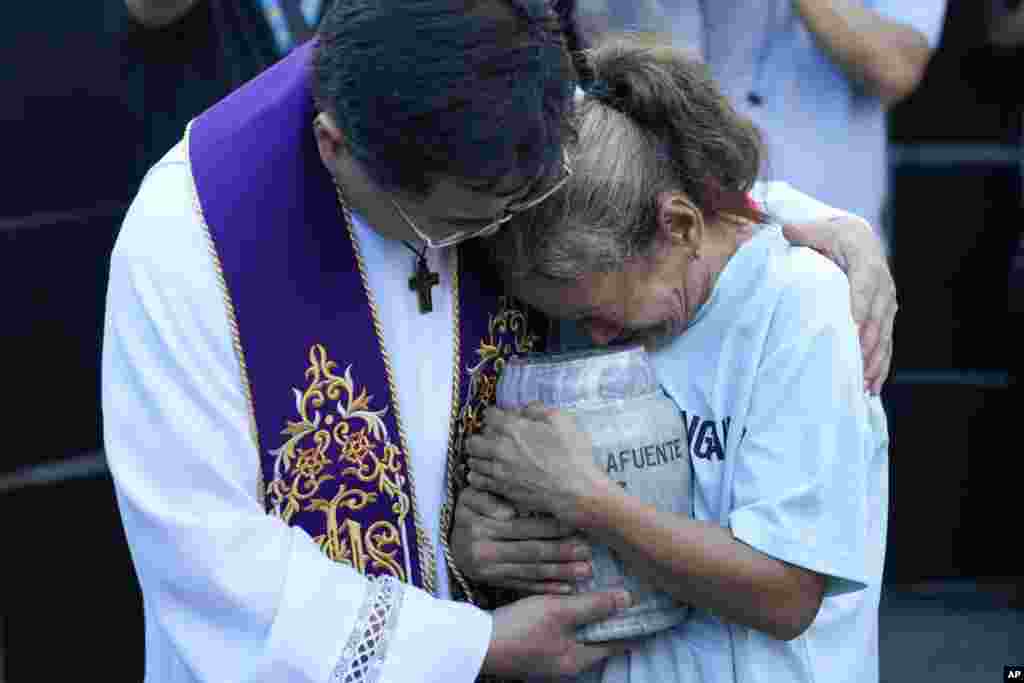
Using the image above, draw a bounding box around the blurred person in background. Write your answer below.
[989,0,1024,516]
[572,0,704,52]
[989,0,1024,46]
[124,0,330,179]
[576,0,947,249]
[127,0,327,52]
[988,0,1024,312]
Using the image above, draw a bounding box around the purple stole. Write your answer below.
[186,41,546,595]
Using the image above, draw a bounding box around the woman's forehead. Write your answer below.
[519,271,619,315]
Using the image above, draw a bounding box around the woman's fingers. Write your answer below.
[468,469,508,498]
[521,401,558,422]
[864,289,897,395]
[468,456,502,480]
[481,407,520,438]
[491,516,579,541]
[488,538,592,565]
[502,580,577,595]
[458,485,518,522]
[465,434,498,460]
[485,559,592,583]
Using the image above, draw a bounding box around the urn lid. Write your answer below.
[497,345,660,410]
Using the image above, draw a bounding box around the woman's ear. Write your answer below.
[655,191,704,256]
[313,112,346,178]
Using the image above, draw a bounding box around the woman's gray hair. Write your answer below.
[491,35,765,281]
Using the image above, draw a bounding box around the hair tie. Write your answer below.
[582,79,614,105]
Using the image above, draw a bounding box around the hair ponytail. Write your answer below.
[493,35,767,282]
[585,38,764,220]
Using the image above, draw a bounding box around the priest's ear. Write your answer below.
[313,113,348,178]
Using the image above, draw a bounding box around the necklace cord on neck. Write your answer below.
[401,239,430,263]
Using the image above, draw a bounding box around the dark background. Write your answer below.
[2,1,1021,679]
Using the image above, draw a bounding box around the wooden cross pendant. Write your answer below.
[408,255,440,314]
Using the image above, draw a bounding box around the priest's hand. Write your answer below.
[783,215,896,395]
[466,404,610,529]
[483,591,635,678]
[451,486,593,594]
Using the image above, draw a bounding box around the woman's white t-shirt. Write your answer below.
[580,225,889,683]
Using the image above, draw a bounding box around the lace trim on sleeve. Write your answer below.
[330,576,406,683]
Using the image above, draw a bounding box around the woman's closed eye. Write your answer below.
[446,215,497,230]
[577,316,624,345]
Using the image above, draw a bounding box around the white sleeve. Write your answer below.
[667,1,706,60]
[751,180,855,226]
[869,0,947,49]
[727,248,878,597]
[103,147,491,683]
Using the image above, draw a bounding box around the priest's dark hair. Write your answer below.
[313,0,582,198]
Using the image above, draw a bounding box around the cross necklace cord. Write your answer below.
[401,240,440,314]
[332,181,439,314]
[331,179,436,313]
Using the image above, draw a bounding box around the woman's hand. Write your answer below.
[450,486,593,594]
[465,404,613,528]
[783,215,897,395]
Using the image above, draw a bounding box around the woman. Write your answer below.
[465,37,888,683]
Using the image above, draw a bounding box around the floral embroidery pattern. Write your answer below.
[266,344,411,581]
[455,297,539,481]
[343,429,375,465]
[442,296,542,609]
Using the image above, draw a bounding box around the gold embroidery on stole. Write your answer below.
[266,345,408,581]
[441,296,539,602]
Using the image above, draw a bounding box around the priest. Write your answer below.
[102,1,897,682]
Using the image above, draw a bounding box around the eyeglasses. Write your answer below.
[390,149,573,249]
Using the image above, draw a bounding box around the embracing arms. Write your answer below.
[561,475,826,640]
[989,0,1024,46]
[464,326,874,643]
[459,249,875,642]
[452,185,894,610]
[753,181,897,395]
[464,407,829,642]
[781,214,894,395]
[792,0,943,105]
[452,480,826,640]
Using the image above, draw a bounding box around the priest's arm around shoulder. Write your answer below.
[457,37,887,681]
